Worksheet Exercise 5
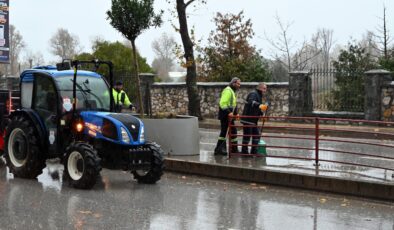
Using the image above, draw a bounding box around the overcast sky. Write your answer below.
[10,0,394,65]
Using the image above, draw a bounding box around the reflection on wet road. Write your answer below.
[0,159,393,230]
[199,129,394,182]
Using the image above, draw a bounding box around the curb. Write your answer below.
[164,158,394,201]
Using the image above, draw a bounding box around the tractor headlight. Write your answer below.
[73,118,84,133]
[75,122,84,132]
[120,127,130,143]
[140,126,145,142]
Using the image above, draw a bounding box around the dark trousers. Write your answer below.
[215,116,238,153]
[242,124,260,153]
[219,117,237,141]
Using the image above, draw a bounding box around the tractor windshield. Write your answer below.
[55,75,111,112]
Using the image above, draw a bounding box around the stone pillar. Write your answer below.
[289,71,312,116]
[139,73,155,117]
[364,69,392,121]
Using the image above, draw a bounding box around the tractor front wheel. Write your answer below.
[64,142,101,189]
[132,142,164,184]
[5,116,45,178]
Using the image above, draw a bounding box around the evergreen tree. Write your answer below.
[330,43,377,111]
[201,11,271,82]
[379,55,394,79]
[75,40,153,100]
[107,0,162,116]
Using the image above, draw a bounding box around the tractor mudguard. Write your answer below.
[9,109,47,149]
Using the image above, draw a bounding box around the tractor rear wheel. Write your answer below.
[132,142,164,184]
[64,142,101,189]
[5,116,45,178]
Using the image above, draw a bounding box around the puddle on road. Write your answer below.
[197,150,394,183]
[1,157,116,192]
[37,161,64,192]
[0,157,65,192]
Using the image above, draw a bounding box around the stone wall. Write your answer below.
[150,82,289,118]
[381,82,394,121]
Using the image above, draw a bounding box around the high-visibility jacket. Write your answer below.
[218,86,237,119]
[219,86,237,111]
[112,89,131,107]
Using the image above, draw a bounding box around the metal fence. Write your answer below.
[228,115,394,174]
[309,67,365,112]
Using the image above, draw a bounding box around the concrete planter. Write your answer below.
[142,115,199,156]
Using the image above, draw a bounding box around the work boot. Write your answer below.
[251,139,259,154]
[231,144,240,154]
[214,140,227,156]
[241,145,249,154]
[250,147,257,155]
[214,146,227,156]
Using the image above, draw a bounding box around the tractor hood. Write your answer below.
[79,111,145,145]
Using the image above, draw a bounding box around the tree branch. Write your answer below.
[185,0,195,8]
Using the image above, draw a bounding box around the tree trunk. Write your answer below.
[176,0,202,119]
[131,39,144,117]
[383,6,388,59]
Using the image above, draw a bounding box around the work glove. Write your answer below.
[228,112,239,121]
[259,104,268,112]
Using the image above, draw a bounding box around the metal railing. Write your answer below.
[228,115,394,172]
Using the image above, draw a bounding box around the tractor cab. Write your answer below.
[19,66,111,154]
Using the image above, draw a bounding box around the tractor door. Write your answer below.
[32,74,59,154]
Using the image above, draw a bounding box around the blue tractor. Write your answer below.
[1,60,164,189]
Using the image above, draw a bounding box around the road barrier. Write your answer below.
[228,115,394,174]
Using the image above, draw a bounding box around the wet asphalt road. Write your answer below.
[0,159,393,230]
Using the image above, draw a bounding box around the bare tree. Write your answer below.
[49,28,80,60]
[265,13,296,71]
[269,58,288,82]
[22,50,45,69]
[292,28,334,70]
[314,28,334,68]
[360,31,380,60]
[151,32,176,81]
[151,58,172,81]
[9,25,25,76]
[292,41,321,70]
[374,5,391,59]
[266,14,324,71]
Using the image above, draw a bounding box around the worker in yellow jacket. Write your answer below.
[112,80,134,112]
[214,77,241,156]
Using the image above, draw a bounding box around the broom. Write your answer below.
[257,106,268,155]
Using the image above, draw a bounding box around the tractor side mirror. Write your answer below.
[56,62,71,71]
